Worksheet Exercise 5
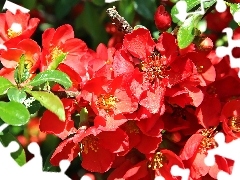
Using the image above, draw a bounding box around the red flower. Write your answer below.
[109,149,185,180]
[0,10,39,47]
[123,28,197,113]
[88,43,116,79]
[0,39,41,83]
[179,128,230,179]
[221,99,240,139]
[81,76,138,129]
[40,24,88,71]
[50,126,129,173]
[121,120,163,154]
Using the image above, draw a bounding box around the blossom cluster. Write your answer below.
[1,3,240,180]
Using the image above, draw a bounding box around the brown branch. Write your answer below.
[106,6,133,34]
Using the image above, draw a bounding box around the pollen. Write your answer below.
[227,116,240,132]
[199,127,217,153]
[141,52,170,83]
[80,135,99,154]
[96,94,118,111]
[7,23,22,39]
[197,65,204,73]
[148,152,168,170]
[51,46,66,61]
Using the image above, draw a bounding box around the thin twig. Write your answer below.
[106,6,133,34]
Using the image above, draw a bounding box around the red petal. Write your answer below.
[98,128,129,153]
[156,32,178,64]
[137,115,164,137]
[52,24,74,46]
[196,94,221,128]
[113,49,134,77]
[50,137,80,166]
[188,52,216,86]
[62,38,87,54]
[39,99,77,139]
[139,85,166,114]
[123,28,155,59]
[81,145,115,173]
[136,134,162,154]
[123,160,149,179]
[179,134,203,160]
[42,28,55,48]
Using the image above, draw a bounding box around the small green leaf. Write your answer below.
[79,107,88,127]
[133,0,157,20]
[26,90,65,121]
[177,14,202,49]
[28,70,72,89]
[0,132,26,166]
[0,77,14,95]
[47,52,67,71]
[7,88,27,103]
[0,101,30,126]
[14,54,30,84]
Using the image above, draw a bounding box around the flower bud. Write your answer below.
[196,36,213,53]
[167,131,182,143]
[154,5,172,31]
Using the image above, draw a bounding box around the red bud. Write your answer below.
[154,5,172,31]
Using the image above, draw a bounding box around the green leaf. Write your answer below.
[0,101,30,126]
[0,132,26,166]
[47,53,67,70]
[7,88,27,103]
[133,0,157,20]
[227,2,240,25]
[177,14,202,49]
[14,54,30,84]
[26,91,65,121]
[27,100,42,114]
[28,70,72,89]
[54,0,79,19]
[0,77,14,95]
[171,0,216,23]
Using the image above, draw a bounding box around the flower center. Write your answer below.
[51,46,67,61]
[80,135,99,154]
[125,121,140,134]
[141,53,170,83]
[96,94,118,111]
[148,152,168,170]
[172,106,187,120]
[199,127,217,153]
[25,59,33,69]
[7,23,22,39]
[227,116,240,132]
